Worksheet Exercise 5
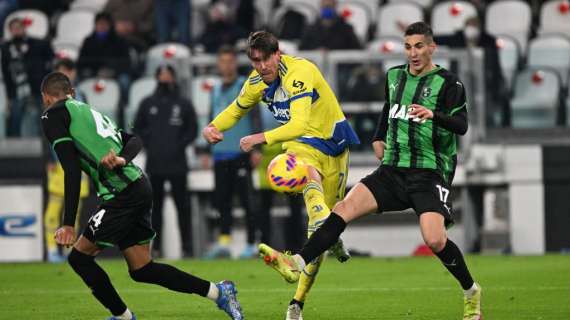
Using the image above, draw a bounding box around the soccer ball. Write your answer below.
[267,153,309,193]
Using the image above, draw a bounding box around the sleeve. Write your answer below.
[118,131,143,163]
[133,97,151,146]
[264,65,314,145]
[373,80,391,141]
[433,78,468,135]
[181,98,198,147]
[41,107,80,227]
[1,44,15,100]
[210,75,262,131]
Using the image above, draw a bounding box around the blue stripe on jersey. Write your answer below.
[297,119,360,156]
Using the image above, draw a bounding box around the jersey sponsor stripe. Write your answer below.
[409,76,428,168]
[389,70,408,166]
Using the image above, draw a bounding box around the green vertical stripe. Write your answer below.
[389,69,408,167]
[409,76,428,168]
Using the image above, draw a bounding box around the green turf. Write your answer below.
[1,255,569,319]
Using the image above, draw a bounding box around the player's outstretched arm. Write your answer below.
[202,123,224,144]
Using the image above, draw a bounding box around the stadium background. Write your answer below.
[0,0,569,319]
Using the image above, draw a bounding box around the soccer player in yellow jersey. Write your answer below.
[203,31,360,319]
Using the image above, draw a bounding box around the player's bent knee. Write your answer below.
[424,236,446,253]
[68,248,94,269]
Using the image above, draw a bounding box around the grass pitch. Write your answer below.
[1,255,569,319]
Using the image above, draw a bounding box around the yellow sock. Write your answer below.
[294,254,324,302]
[293,181,331,303]
[44,195,64,252]
[303,181,331,234]
[218,234,231,246]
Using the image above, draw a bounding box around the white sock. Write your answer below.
[206,282,219,302]
[114,308,133,320]
[464,282,478,298]
[293,254,306,270]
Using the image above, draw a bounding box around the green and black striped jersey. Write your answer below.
[42,98,142,200]
[375,65,468,184]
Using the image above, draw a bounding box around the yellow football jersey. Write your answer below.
[211,54,359,156]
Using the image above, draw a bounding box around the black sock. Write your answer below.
[68,249,127,316]
[289,299,304,309]
[129,261,210,296]
[299,212,346,263]
[434,239,475,290]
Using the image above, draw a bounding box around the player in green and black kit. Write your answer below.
[40,72,244,320]
[257,22,482,319]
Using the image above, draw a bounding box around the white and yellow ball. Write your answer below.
[267,153,309,193]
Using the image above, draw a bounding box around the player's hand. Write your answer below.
[408,104,433,122]
[240,133,266,152]
[202,124,224,144]
[54,226,76,247]
[372,140,386,160]
[250,150,262,168]
[100,149,126,170]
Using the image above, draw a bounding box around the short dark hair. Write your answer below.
[218,44,237,57]
[41,72,73,97]
[54,58,76,71]
[404,21,433,39]
[154,64,176,79]
[95,11,113,24]
[246,30,279,59]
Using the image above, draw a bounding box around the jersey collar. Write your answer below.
[405,64,442,78]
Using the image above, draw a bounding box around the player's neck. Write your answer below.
[410,62,436,77]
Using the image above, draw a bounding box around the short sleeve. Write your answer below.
[41,106,72,148]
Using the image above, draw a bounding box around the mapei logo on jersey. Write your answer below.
[0,214,36,237]
[292,79,305,90]
[389,104,425,123]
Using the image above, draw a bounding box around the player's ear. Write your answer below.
[70,87,76,99]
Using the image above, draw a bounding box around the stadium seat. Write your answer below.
[431,1,478,36]
[254,0,273,27]
[272,2,319,34]
[486,0,532,51]
[376,2,423,38]
[510,68,562,128]
[539,0,570,35]
[0,81,6,139]
[78,78,121,123]
[281,0,320,12]
[55,10,95,45]
[3,9,48,40]
[126,77,157,130]
[387,0,433,9]
[278,39,298,55]
[145,43,192,80]
[367,36,406,70]
[339,0,378,24]
[52,40,80,61]
[338,1,371,43]
[527,35,570,85]
[70,0,109,12]
[191,76,220,147]
[496,34,521,89]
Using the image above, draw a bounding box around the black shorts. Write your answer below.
[360,165,454,227]
[83,176,156,250]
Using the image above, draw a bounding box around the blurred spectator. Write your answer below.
[1,17,53,137]
[235,0,256,33]
[77,12,132,101]
[155,0,191,45]
[197,2,247,53]
[256,108,305,252]
[435,16,509,126]
[53,58,86,103]
[18,0,70,18]
[298,0,361,50]
[104,0,154,50]
[44,58,90,263]
[344,64,386,102]
[134,65,198,257]
[203,45,258,259]
[0,0,17,38]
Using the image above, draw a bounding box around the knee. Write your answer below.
[424,235,447,253]
[332,200,353,221]
[67,248,95,272]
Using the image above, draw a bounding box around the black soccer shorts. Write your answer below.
[83,176,156,250]
[360,165,454,228]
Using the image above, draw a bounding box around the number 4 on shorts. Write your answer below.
[89,209,106,229]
